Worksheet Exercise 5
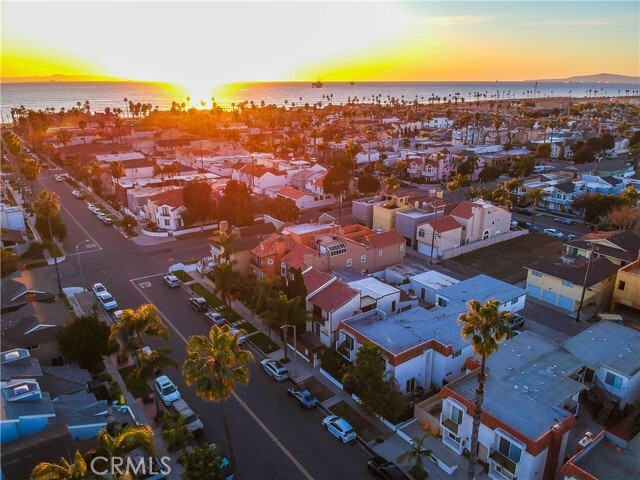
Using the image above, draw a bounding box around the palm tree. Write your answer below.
[94,425,156,469]
[458,299,513,480]
[55,129,73,162]
[30,450,91,480]
[78,120,87,143]
[209,231,237,262]
[397,433,436,478]
[109,304,169,353]
[261,294,309,361]
[34,191,63,295]
[365,130,377,166]
[161,413,195,455]
[344,139,363,171]
[183,325,254,467]
[125,347,178,413]
[447,173,468,202]
[208,262,239,307]
[526,188,545,230]
[110,161,125,187]
[20,157,42,196]
[621,185,640,205]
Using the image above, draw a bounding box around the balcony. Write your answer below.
[249,258,266,271]
[440,414,460,435]
[489,450,517,479]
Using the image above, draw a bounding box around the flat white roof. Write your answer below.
[411,270,459,290]
[284,223,331,235]
[96,152,146,162]
[347,277,398,299]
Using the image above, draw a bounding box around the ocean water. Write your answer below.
[1,81,638,120]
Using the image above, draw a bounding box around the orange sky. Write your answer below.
[2,1,639,88]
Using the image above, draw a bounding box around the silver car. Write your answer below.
[260,359,289,381]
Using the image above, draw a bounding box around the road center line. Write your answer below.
[130,279,315,480]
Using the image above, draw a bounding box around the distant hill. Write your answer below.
[533,73,640,84]
[1,74,129,83]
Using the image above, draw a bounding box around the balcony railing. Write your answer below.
[440,414,460,435]
[249,259,266,270]
[489,450,517,476]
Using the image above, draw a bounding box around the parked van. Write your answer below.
[170,399,204,434]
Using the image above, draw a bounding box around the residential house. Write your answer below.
[542,182,579,212]
[524,257,619,312]
[372,191,431,231]
[146,188,186,230]
[267,186,316,209]
[563,230,640,266]
[334,269,404,315]
[416,215,464,258]
[395,199,447,249]
[208,222,276,274]
[0,379,55,443]
[610,252,640,312]
[352,195,388,228]
[231,162,288,194]
[404,270,459,306]
[1,229,27,256]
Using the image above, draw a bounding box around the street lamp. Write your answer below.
[75,240,90,291]
[280,325,297,378]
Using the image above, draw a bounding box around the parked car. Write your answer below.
[112,310,125,322]
[322,415,357,443]
[510,220,518,229]
[287,387,318,409]
[101,217,113,226]
[97,292,118,311]
[87,203,99,213]
[155,375,181,406]
[367,456,409,480]
[164,273,180,288]
[525,222,539,232]
[97,212,107,221]
[54,174,65,182]
[188,297,209,312]
[509,313,525,330]
[205,311,226,326]
[567,234,578,241]
[228,327,248,344]
[260,359,289,381]
[207,444,234,480]
[170,399,204,435]
[543,228,564,239]
[71,190,84,199]
[553,217,573,225]
[92,283,107,297]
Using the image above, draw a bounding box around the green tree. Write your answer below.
[161,413,195,454]
[34,190,65,295]
[526,188,545,230]
[120,214,137,236]
[110,161,125,187]
[95,425,156,460]
[57,314,111,373]
[262,294,309,361]
[600,133,615,152]
[286,268,307,301]
[2,131,22,156]
[382,175,401,192]
[341,343,387,412]
[534,143,551,159]
[446,173,468,201]
[572,193,625,224]
[344,140,363,171]
[397,433,436,479]
[181,445,227,480]
[357,174,381,195]
[126,347,178,413]
[365,130,377,166]
[183,325,254,468]
[253,277,280,314]
[30,450,93,480]
[323,166,351,217]
[478,166,502,183]
[604,205,640,233]
[209,230,237,262]
[109,304,169,353]
[20,157,42,194]
[1,249,18,278]
[218,180,254,227]
[621,185,640,205]
[208,261,241,307]
[572,146,595,164]
[458,299,513,480]
[183,180,215,231]
[266,196,300,222]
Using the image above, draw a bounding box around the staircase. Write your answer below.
[595,401,614,425]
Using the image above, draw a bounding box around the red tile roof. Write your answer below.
[277,186,309,200]
[423,215,462,233]
[302,269,334,295]
[364,230,406,249]
[309,280,358,313]
[449,201,476,219]
[281,244,318,270]
[148,189,184,209]
[250,233,296,258]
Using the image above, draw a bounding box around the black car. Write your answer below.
[188,297,209,312]
[367,456,409,480]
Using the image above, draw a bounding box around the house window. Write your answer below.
[562,280,574,288]
[51,356,64,366]
[400,244,404,251]
[347,258,353,267]
[328,243,347,256]
[164,219,170,227]
[452,349,462,358]
[618,280,626,291]
[418,229,425,238]
[341,334,355,350]
[361,255,366,263]
[450,404,463,424]
[391,300,396,312]
[281,263,286,275]
[498,436,522,464]
[405,378,416,393]
[532,271,542,277]
[482,229,490,240]
[446,430,461,445]
[162,206,170,216]
[268,259,274,265]
[378,250,383,256]
[510,298,518,305]
[605,372,623,389]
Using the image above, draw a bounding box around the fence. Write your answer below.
[438,230,528,260]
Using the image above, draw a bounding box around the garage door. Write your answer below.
[557,295,574,311]
[527,285,542,299]
[542,290,558,305]
[417,243,433,256]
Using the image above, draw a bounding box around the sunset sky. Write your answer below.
[2,1,639,91]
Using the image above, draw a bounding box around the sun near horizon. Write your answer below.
[2,1,639,96]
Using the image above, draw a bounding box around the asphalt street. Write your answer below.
[37,172,373,480]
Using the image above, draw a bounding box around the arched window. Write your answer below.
[483,229,490,240]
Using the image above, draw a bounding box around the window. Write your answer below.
[418,229,425,238]
[605,372,623,389]
[510,298,517,305]
[281,263,286,275]
[532,271,542,277]
[361,255,366,263]
[342,334,354,350]
[483,229,490,240]
[378,250,383,257]
[400,244,404,251]
[51,356,64,366]
[328,243,347,256]
[562,280,574,288]
[268,259,274,265]
[452,349,462,358]
[391,300,396,312]
[618,280,626,291]
[347,258,353,267]
[405,378,416,393]
[451,404,463,424]
[162,206,170,216]
[447,430,461,445]
[498,436,522,463]
[163,219,170,227]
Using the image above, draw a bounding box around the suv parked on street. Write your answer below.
[170,399,204,435]
[188,297,209,312]
[260,359,289,381]
[322,415,357,443]
[155,375,181,406]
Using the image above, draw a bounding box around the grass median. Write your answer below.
[330,400,382,443]
[249,331,279,354]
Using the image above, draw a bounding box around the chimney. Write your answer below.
[275,238,286,257]
[577,432,594,453]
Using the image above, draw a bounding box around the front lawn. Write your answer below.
[191,283,224,308]
[301,376,335,403]
[172,269,194,283]
[234,321,257,334]
[330,400,382,443]
[249,331,279,354]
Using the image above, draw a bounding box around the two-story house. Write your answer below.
[563,230,640,267]
[610,252,640,313]
[146,188,186,230]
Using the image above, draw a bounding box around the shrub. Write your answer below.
[320,347,348,381]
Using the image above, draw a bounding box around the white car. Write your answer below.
[164,273,180,288]
[97,292,118,311]
[543,228,564,239]
[170,399,204,435]
[322,415,357,443]
[71,190,84,199]
[92,283,107,297]
[97,212,107,221]
[155,375,181,406]
[87,203,97,213]
[54,174,65,182]
[260,359,289,381]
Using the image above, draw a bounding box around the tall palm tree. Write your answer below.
[78,120,87,144]
[208,262,239,307]
[447,173,468,202]
[209,231,237,262]
[55,129,73,162]
[96,424,156,460]
[34,191,63,295]
[20,157,42,196]
[397,433,436,478]
[261,294,309,361]
[458,299,513,480]
[526,188,545,230]
[183,325,254,467]
[365,130,377,166]
[161,413,196,455]
[110,161,125,187]
[125,347,178,413]
[109,304,169,352]
[344,139,363,172]
[30,450,91,480]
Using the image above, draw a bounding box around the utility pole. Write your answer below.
[429,201,440,265]
[575,244,597,322]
